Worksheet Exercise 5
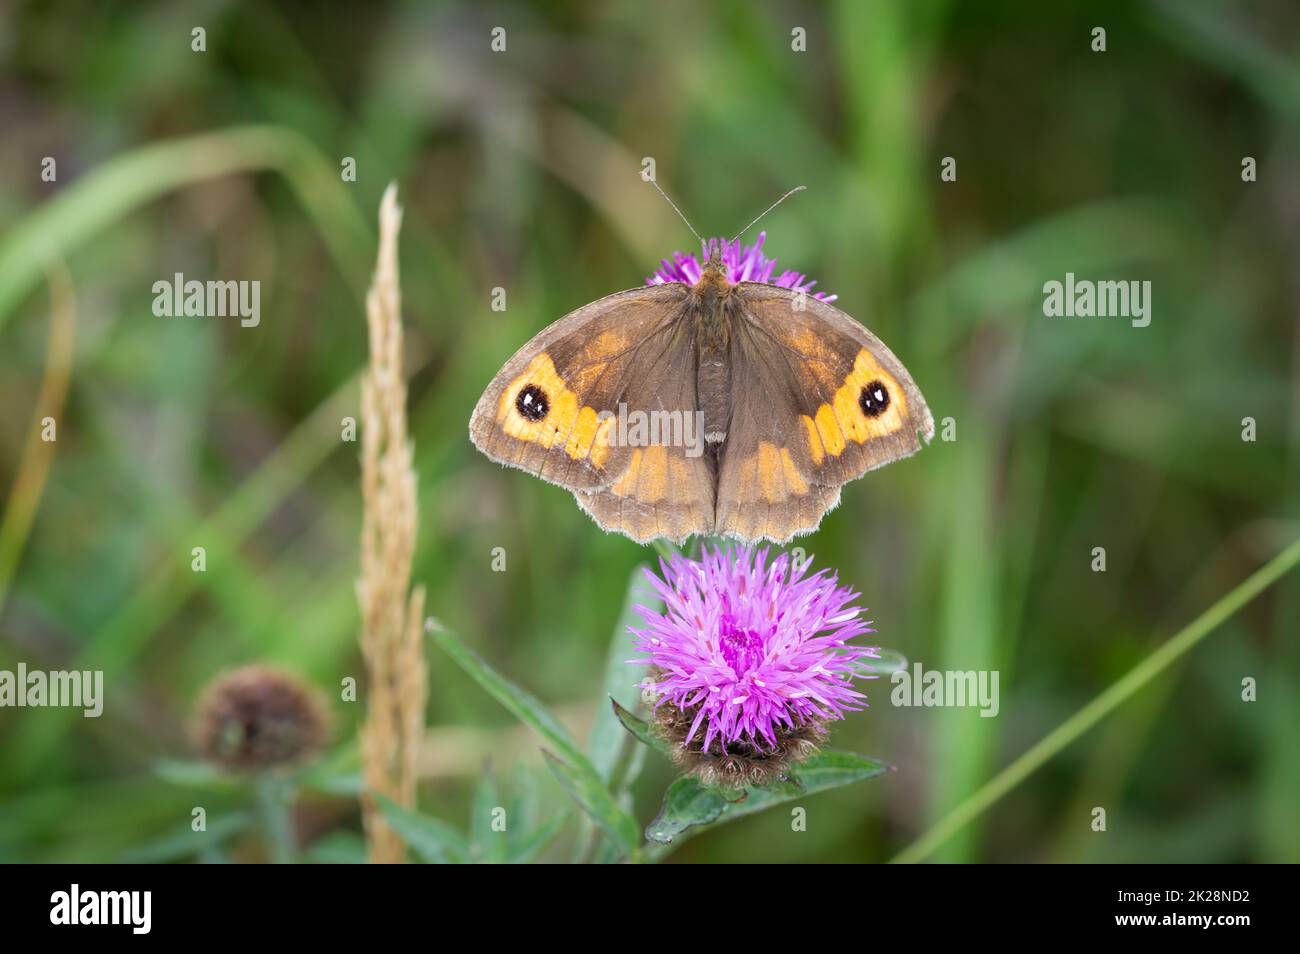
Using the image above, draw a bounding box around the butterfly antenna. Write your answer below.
[730,186,807,243]
[647,178,705,247]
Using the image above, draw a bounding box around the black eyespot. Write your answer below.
[859,380,890,418]
[515,384,549,421]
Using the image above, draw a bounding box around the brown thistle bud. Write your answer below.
[653,695,827,790]
[193,665,331,772]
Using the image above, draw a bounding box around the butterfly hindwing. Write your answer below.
[571,329,716,544]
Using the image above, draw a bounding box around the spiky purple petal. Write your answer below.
[646,232,837,302]
[630,546,875,753]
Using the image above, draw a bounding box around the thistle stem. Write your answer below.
[890,534,1300,864]
[255,773,297,864]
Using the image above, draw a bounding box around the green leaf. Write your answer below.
[645,777,728,843]
[646,750,891,847]
[298,769,363,798]
[509,813,569,864]
[542,750,640,860]
[573,568,664,863]
[119,812,252,863]
[587,565,662,782]
[470,766,508,864]
[428,619,637,856]
[427,618,586,768]
[373,794,470,864]
[297,741,363,796]
[651,540,681,561]
[781,749,891,793]
[303,830,367,864]
[592,790,640,864]
[857,647,909,676]
[152,758,241,790]
[506,763,539,859]
[611,698,672,755]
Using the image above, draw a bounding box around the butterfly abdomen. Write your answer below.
[692,285,734,451]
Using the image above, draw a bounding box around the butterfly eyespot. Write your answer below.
[515,384,549,421]
[858,380,890,418]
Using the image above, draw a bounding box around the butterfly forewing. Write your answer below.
[469,283,715,539]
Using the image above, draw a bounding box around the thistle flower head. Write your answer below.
[646,232,836,302]
[193,665,331,772]
[631,546,876,786]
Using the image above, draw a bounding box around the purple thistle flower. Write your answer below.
[630,546,876,778]
[646,232,837,303]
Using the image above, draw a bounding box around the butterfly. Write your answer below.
[469,196,933,544]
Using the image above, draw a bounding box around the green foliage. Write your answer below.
[2,0,1298,864]
[645,756,890,849]
[432,620,893,861]
[375,795,472,864]
[616,702,891,849]
[375,780,568,864]
[430,621,640,858]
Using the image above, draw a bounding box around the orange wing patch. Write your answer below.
[732,441,809,504]
[608,444,696,503]
[568,328,628,394]
[785,325,852,392]
[804,349,908,461]
[498,352,614,467]
[801,414,824,466]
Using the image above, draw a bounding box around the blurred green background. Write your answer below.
[1,0,1297,863]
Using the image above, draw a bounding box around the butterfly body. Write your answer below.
[691,262,735,449]
[470,247,933,544]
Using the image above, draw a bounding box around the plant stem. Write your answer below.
[890,534,1300,864]
[651,539,680,561]
[256,774,297,864]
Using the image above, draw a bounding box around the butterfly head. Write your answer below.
[694,240,733,300]
[701,240,728,278]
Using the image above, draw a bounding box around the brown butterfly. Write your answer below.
[469,190,933,544]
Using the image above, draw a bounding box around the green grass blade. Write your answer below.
[587,564,660,782]
[426,618,587,768]
[891,534,1300,863]
[508,813,569,864]
[373,794,469,864]
[0,126,369,330]
[119,812,251,864]
[470,767,507,864]
[541,750,640,860]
